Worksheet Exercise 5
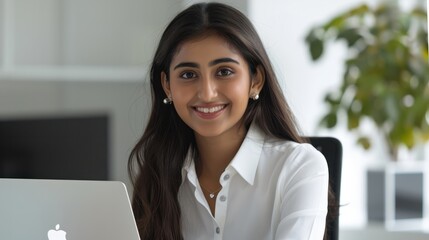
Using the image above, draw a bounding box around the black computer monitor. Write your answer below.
[0,114,109,180]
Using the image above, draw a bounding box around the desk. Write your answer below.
[340,224,429,240]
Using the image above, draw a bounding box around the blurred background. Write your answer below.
[0,0,428,239]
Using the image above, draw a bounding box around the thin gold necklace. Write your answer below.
[200,183,222,199]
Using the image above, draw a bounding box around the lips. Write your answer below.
[195,105,226,113]
[193,104,227,119]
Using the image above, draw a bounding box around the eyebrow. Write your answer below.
[209,58,239,66]
[173,57,240,70]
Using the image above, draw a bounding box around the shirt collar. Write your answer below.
[182,149,194,185]
[229,122,264,185]
[181,122,265,186]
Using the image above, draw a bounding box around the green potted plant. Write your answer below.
[305,2,429,161]
[305,2,429,225]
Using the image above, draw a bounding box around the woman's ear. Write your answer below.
[251,65,265,94]
[161,72,171,97]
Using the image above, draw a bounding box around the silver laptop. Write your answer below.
[0,178,140,240]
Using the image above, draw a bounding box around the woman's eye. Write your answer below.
[180,72,196,79]
[217,68,233,77]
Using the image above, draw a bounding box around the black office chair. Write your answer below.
[308,137,342,240]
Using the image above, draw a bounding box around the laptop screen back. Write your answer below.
[0,179,140,240]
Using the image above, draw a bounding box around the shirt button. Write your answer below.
[216,227,220,234]
[223,174,230,181]
[220,195,227,202]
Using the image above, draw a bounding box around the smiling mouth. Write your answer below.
[194,105,226,114]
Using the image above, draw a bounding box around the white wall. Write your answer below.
[13,0,62,66]
[0,0,4,66]
[62,0,175,66]
[2,0,181,68]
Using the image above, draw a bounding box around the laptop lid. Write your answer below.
[0,178,140,240]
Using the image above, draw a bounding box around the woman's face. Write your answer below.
[162,34,263,139]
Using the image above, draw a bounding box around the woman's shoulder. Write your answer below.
[262,137,328,173]
[263,136,317,155]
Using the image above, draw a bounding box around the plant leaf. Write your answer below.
[336,28,363,47]
[357,136,371,149]
[320,112,338,128]
[308,37,324,60]
[347,109,360,130]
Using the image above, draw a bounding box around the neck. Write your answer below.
[195,125,247,180]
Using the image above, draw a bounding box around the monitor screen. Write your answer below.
[0,114,109,180]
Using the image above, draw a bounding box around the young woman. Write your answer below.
[129,2,329,240]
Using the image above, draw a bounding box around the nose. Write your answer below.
[197,75,217,101]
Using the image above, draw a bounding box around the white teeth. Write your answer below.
[196,105,225,113]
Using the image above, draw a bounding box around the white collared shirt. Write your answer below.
[179,124,329,240]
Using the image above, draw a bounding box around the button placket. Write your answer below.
[213,171,233,240]
[219,172,230,203]
[223,174,230,181]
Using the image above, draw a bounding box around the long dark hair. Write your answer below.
[129,2,331,240]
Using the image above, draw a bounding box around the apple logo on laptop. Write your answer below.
[47,224,67,240]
